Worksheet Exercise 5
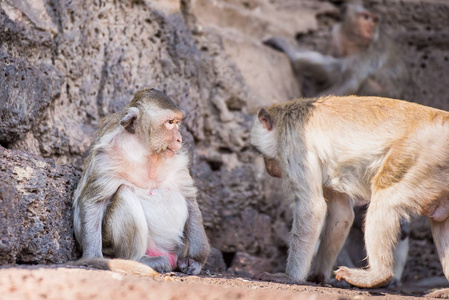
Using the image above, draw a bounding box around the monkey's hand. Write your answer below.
[262,37,286,53]
[253,272,305,285]
[178,257,202,275]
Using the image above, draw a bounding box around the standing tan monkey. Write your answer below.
[251,95,449,289]
[264,1,408,99]
[73,88,210,275]
[264,1,410,285]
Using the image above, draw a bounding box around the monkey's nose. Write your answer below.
[175,131,182,144]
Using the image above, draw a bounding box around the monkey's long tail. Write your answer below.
[67,258,159,277]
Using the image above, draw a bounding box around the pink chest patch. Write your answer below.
[145,248,178,269]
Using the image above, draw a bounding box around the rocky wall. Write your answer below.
[0,0,299,274]
[0,147,79,264]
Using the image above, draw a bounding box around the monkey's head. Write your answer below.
[120,88,185,159]
[342,2,380,46]
[251,108,283,178]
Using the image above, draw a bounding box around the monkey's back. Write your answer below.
[310,95,449,132]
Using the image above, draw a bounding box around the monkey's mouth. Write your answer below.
[164,148,176,158]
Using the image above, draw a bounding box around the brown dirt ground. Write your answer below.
[0,265,447,300]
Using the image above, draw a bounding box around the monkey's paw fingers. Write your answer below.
[426,288,449,299]
[334,266,351,282]
[178,258,202,275]
[253,272,303,285]
[262,37,283,52]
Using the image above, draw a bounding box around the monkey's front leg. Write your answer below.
[256,183,328,284]
[308,189,354,284]
[178,196,211,275]
[287,194,328,282]
[79,200,109,258]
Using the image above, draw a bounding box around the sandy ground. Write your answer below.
[0,265,447,300]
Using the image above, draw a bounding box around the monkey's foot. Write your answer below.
[329,278,351,289]
[307,273,325,284]
[253,272,303,285]
[140,255,172,273]
[426,288,449,299]
[178,258,202,275]
[335,266,392,288]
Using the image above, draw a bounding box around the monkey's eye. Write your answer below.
[358,12,369,20]
[165,120,175,130]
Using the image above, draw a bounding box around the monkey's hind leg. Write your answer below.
[103,189,147,257]
[426,217,449,298]
[104,190,174,273]
[335,192,401,288]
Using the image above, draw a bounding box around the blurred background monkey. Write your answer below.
[264,0,408,99]
[73,88,210,275]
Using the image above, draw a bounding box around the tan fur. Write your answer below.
[373,143,417,190]
[251,95,449,289]
[72,88,210,275]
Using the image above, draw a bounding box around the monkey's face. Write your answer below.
[356,10,379,41]
[120,105,184,159]
[146,111,184,159]
[251,109,277,155]
[251,108,283,178]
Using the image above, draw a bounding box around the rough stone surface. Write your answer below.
[0,0,448,285]
[0,146,79,264]
[227,251,272,278]
[0,10,63,146]
[0,266,432,300]
[203,247,227,273]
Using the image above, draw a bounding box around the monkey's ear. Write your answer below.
[258,108,273,131]
[120,107,139,134]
